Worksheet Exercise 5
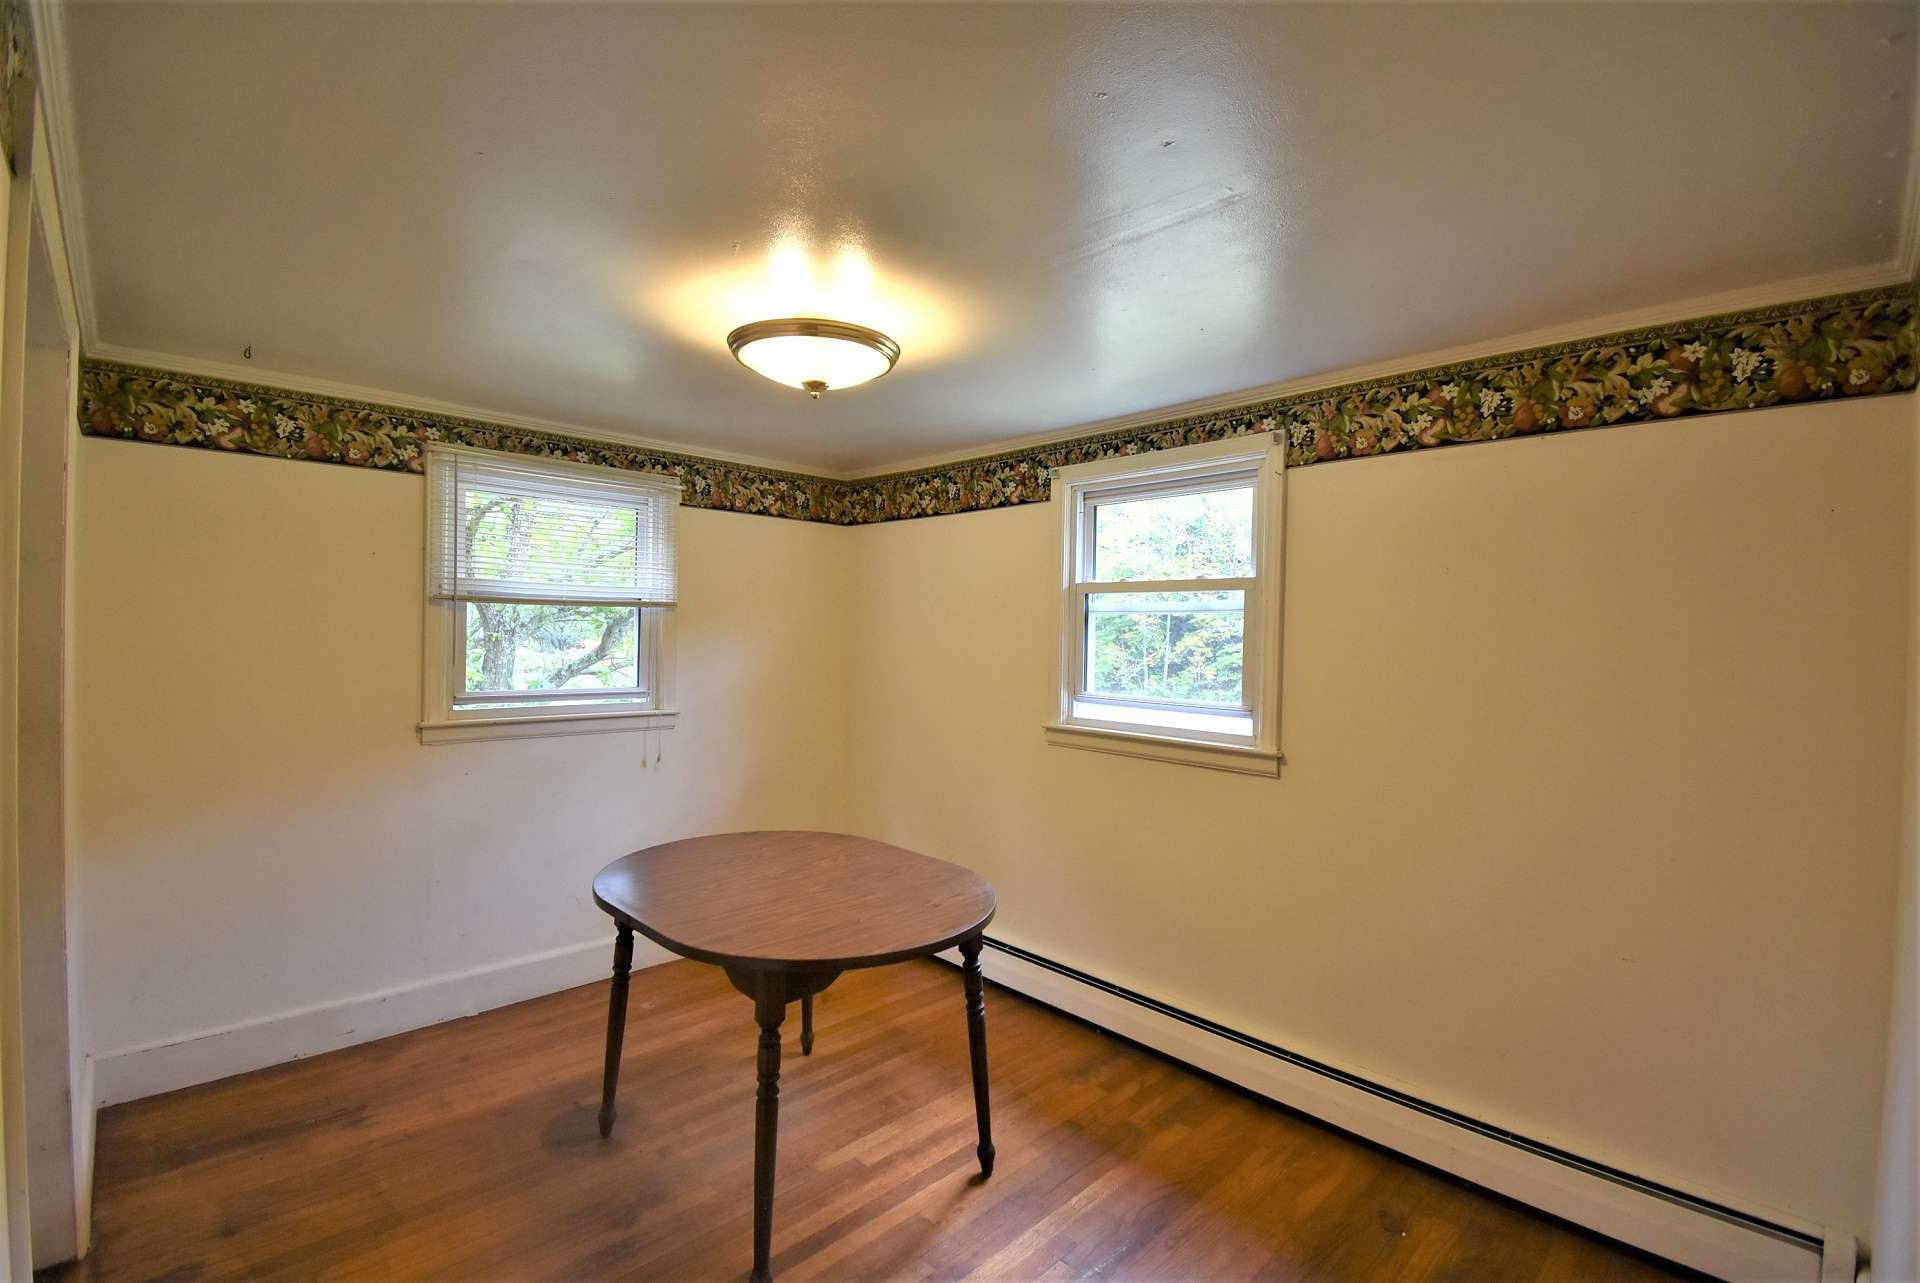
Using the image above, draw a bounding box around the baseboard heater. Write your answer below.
[938,935,1846,1283]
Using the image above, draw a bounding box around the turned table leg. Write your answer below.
[800,994,815,1055]
[959,936,995,1177]
[598,922,634,1138]
[750,978,786,1283]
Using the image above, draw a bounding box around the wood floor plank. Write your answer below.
[46,959,1710,1283]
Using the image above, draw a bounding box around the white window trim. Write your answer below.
[1044,433,1285,776]
[419,445,681,746]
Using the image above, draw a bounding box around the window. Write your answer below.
[420,444,681,744]
[1046,434,1283,775]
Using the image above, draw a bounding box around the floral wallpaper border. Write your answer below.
[79,281,1918,526]
[80,360,843,522]
[834,282,1919,523]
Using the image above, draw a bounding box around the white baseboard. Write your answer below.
[78,931,1854,1281]
[94,936,667,1106]
[939,940,1842,1283]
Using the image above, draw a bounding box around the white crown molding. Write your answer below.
[851,261,1913,481]
[29,0,96,349]
[28,96,79,352]
[83,341,843,480]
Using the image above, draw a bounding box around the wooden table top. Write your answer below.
[593,831,996,972]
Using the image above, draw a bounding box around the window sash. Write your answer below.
[1075,576,1256,597]
[1066,698,1257,745]
[457,688,650,705]
[453,603,653,704]
[1054,442,1278,748]
[441,606,662,721]
[1076,468,1260,585]
[1072,588,1254,715]
[1070,477,1259,720]
[1072,689,1245,715]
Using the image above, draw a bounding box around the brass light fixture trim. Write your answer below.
[725,317,902,399]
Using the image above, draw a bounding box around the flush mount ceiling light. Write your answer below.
[726,318,901,399]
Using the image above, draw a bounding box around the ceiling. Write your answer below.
[62,3,1919,474]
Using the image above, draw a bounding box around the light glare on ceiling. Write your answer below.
[646,232,963,392]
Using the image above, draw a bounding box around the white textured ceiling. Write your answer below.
[65,3,1917,473]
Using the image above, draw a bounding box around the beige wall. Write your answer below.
[69,439,851,1065]
[64,391,1917,1243]
[18,336,76,1267]
[0,130,25,1281]
[1875,392,1920,1279]
[846,397,1913,1236]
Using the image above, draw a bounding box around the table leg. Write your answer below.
[751,978,786,1283]
[598,922,634,1139]
[959,936,995,1177]
[800,994,815,1056]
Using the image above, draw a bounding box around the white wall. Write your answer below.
[1875,391,1920,1282]
[0,113,27,1282]
[60,344,86,1262]
[69,440,851,1099]
[18,336,77,1267]
[846,397,1914,1239]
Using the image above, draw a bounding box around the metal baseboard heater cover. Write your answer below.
[949,935,1838,1283]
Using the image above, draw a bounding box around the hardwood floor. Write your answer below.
[53,958,1706,1282]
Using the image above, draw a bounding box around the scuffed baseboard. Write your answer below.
[94,936,667,1106]
[939,937,1847,1283]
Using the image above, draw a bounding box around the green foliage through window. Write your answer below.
[465,603,640,693]
[458,491,645,694]
[1087,591,1243,706]
[1092,486,1252,582]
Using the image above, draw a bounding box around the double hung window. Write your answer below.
[421,444,680,744]
[1047,435,1283,774]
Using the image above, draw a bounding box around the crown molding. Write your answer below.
[28,0,94,348]
[28,102,80,350]
[84,341,839,479]
[850,261,1912,481]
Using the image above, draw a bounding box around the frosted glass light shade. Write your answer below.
[727,318,900,397]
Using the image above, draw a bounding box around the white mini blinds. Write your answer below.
[426,445,680,608]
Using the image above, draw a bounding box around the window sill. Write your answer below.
[420,708,680,746]
[1042,722,1282,776]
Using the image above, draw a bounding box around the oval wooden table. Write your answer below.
[591,831,998,1283]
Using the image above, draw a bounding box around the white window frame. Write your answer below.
[1044,433,1284,776]
[419,445,681,746]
